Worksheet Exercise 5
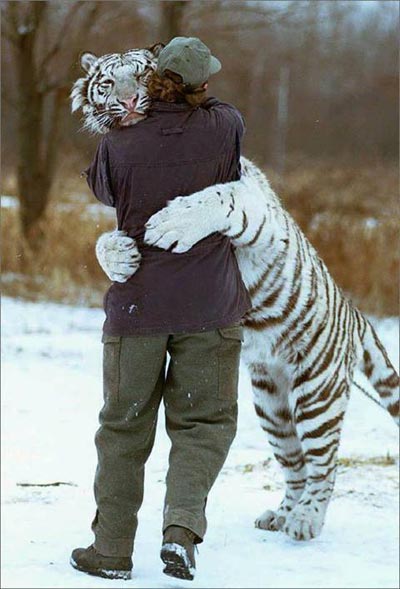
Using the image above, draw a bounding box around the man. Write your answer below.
[71,37,251,581]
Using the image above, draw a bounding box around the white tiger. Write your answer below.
[71,44,164,134]
[71,49,399,542]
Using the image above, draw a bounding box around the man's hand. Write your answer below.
[96,230,141,282]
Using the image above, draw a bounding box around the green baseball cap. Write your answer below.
[157,36,222,88]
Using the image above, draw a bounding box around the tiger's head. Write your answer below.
[71,43,164,134]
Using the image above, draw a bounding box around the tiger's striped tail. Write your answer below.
[357,312,400,424]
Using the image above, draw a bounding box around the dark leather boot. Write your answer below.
[160,525,198,580]
[70,544,132,580]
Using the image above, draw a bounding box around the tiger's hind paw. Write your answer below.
[255,509,286,532]
[283,505,324,541]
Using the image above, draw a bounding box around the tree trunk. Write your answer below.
[4,1,100,251]
[159,1,187,41]
[15,25,50,248]
[275,64,290,176]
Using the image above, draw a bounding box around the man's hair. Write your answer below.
[147,69,207,106]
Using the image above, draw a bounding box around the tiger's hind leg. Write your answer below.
[284,372,350,541]
[249,361,307,532]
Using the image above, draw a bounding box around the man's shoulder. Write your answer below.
[105,121,153,154]
[107,122,145,141]
[200,97,245,135]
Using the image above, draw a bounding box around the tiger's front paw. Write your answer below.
[144,196,214,253]
[96,230,141,283]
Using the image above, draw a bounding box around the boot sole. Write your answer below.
[161,545,195,581]
[70,556,132,580]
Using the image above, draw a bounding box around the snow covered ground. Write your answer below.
[1,194,115,218]
[1,297,399,589]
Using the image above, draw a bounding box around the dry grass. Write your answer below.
[304,215,398,316]
[1,161,399,315]
[275,159,399,222]
[337,455,396,468]
[1,204,113,307]
[271,160,399,316]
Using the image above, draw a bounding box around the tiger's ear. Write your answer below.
[147,43,165,58]
[79,51,98,73]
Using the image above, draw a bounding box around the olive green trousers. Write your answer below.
[91,324,243,557]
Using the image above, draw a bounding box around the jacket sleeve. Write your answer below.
[82,137,116,207]
[202,97,245,179]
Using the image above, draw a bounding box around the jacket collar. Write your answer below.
[149,101,194,112]
[149,97,219,113]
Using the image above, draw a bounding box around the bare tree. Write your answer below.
[1,0,100,248]
[1,0,398,224]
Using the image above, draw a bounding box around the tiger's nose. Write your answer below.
[121,95,138,111]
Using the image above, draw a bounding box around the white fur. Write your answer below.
[70,49,160,134]
[95,230,141,283]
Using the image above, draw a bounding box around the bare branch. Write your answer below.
[2,1,49,46]
[38,78,69,95]
[38,3,102,95]
[194,1,302,32]
[196,19,296,33]
[32,1,47,31]
[1,26,20,46]
[1,89,18,111]
[44,88,65,180]
[38,1,84,74]
[1,1,18,31]
[80,3,104,36]
[1,1,20,45]
[197,0,300,20]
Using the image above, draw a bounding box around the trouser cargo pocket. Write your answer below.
[102,334,121,401]
[217,325,243,402]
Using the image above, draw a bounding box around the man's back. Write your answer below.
[86,97,251,336]
[90,98,244,244]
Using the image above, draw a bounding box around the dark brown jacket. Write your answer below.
[85,97,251,335]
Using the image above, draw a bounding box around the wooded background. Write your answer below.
[1,0,399,314]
